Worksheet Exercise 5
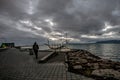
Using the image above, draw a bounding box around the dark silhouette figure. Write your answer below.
[33,42,39,59]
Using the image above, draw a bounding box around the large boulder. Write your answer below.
[92,69,120,79]
[66,49,120,80]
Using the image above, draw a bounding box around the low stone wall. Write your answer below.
[65,49,120,80]
[38,52,58,63]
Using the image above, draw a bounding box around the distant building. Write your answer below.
[1,43,15,48]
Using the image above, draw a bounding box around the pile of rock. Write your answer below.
[65,49,120,80]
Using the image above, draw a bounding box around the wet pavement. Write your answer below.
[0,48,94,80]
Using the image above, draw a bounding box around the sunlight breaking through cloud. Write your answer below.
[27,0,39,15]
[44,19,56,26]
[102,22,113,32]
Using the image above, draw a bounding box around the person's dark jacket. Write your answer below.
[33,43,39,51]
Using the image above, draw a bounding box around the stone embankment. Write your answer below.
[65,49,120,80]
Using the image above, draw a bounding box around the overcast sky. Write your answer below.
[0,0,120,45]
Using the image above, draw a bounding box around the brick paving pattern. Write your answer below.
[0,48,94,80]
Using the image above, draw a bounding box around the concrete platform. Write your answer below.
[0,48,94,80]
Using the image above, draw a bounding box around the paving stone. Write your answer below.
[0,48,94,80]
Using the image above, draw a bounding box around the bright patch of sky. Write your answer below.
[102,22,113,32]
[28,0,39,15]
[44,19,56,26]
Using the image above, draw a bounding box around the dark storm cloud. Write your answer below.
[52,0,118,32]
[37,0,72,15]
[0,0,120,44]
[0,0,28,20]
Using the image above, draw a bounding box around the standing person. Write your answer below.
[33,42,39,59]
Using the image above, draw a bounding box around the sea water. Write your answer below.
[68,44,120,62]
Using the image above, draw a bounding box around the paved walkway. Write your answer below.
[0,48,94,80]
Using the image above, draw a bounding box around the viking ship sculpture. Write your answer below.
[45,33,68,50]
[45,39,65,50]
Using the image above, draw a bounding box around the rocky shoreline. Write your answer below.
[65,49,120,80]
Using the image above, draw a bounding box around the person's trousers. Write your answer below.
[34,50,38,59]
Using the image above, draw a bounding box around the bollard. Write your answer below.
[29,49,33,55]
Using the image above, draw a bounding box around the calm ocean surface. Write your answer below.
[68,44,120,62]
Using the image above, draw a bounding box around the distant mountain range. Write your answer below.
[69,40,120,45]
[96,40,120,43]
